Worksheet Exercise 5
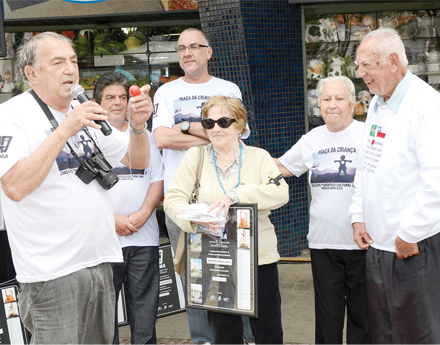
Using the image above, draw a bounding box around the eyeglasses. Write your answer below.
[176,43,209,53]
[201,117,236,130]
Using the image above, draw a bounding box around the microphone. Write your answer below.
[71,84,112,136]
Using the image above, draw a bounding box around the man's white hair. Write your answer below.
[361,28,408,67]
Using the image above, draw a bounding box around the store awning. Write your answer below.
[4,10,200,32]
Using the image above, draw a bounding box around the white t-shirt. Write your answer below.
[109,129,164,247]
[152,76,248,193]
[0,91,128,283]
[279,120,364,250]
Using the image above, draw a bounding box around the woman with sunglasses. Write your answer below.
[164,95,289,344]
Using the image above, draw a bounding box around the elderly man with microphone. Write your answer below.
[0,32,152,344]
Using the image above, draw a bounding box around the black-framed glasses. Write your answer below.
[176,43,209,53]
[201,117,236,130]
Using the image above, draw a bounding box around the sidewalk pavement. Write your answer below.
[120,251,316,344]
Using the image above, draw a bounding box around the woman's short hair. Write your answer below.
[202,95,247,135]
[316,76,356,104]
[361,28,408,67]
[16,32,73,82]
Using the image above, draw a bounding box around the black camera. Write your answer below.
[76,152,119,190]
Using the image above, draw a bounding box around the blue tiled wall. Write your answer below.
[199,0,309,257]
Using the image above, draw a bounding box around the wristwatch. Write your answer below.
[181,121,190,134]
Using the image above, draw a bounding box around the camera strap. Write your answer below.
[30,89,90,170]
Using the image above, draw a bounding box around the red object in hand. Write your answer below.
[129,85,141,97]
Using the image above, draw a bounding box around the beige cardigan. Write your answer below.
[164,145,289,272]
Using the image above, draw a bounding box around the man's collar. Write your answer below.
[374,69,413,112]
[181,74,212,84]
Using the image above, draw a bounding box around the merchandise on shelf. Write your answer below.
[5,33,15,59]
[307,89,320,117]
[160,0,198,11]
[159,75,180,84]
[94,33,127,55]
[307,59,324,81]
[74,35,88,57]
[130,74,151,87]
[304,7,440,125]
[355,91,371,116]
[1,70,14,93]
[345,63,358,79]
[345,13,375,41]
[79,74,101,89]
[305,18,339,43]
[123,31,147,51]
[327,54,345,77]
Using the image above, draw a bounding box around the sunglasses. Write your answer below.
[201,117,236,130]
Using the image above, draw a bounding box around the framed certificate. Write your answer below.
[0,199,4,231]
[185,203,258,317]
[157,244,185,317]
[0,284,29,344]
[116,283,128,326]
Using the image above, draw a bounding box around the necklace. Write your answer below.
[212,143,242,194]
[216,153,233,167]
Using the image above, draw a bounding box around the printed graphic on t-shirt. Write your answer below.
[0,136,12,158]
[310,147,357,189]
[152,103,159,119]
[113,166,145,180]
[363,123,386,174]
[173,96,212,124]
[52,130,99,176]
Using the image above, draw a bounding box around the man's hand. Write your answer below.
[352,222,374,249]
[121,85,152,169]
[115,214,137,237]
[59,101,109,138]
[128,210,149,232]
[128,85,153,129]
[395,236,419,259]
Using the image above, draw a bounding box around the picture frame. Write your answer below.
[0,199,5,231]
[0,284,29,344]
[185,203,258,317]
[157,244,185,317]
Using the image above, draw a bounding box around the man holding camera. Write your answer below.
[93,72,164,344]
[0,32,152,344]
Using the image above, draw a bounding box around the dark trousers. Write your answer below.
[207,262,283,344]
[310,249,370,344]
[366,232,440,344]
[112,246,160,344]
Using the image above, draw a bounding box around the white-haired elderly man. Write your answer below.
[350,27,440,343]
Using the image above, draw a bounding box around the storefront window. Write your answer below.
[304,9,440,126]
[0,26,192,102]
